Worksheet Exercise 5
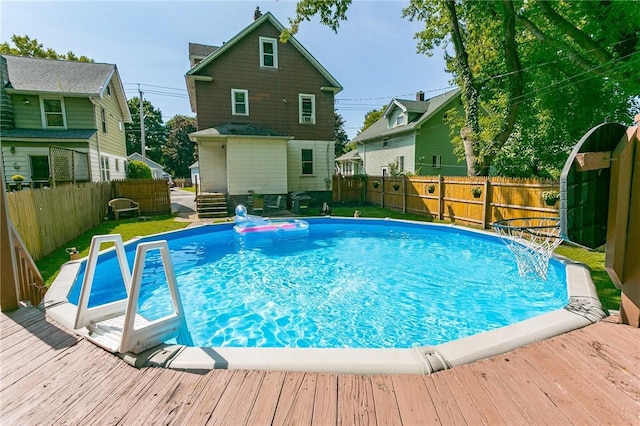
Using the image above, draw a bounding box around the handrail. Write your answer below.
[10,223,47,306]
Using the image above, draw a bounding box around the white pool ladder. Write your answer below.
[74,234,192,354]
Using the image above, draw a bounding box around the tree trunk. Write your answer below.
[445,0,482,176]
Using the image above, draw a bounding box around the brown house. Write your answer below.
[186,10,342,206]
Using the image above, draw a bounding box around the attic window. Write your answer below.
[106,83,111,96]
[396,115,404,126]
[382,138,389,147]
[259,37,278,68]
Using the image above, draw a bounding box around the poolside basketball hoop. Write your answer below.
[493,217,563,280]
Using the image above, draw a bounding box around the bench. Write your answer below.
[108,198,140,220]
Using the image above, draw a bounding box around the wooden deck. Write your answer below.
[1,307,639,425]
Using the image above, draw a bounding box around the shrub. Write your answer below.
[127,160,152,179]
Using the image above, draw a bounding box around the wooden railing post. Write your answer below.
[381,175,385,207]
[402,176,407,213]
[1,159,20,311]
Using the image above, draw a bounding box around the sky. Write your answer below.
[0,0,453,139]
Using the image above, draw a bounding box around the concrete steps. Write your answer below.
[196,193,228,218]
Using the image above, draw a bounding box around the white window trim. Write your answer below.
[231,89,249,116]
[396,115,404,126]
[259,36,278,68]
[100,156,111,181]
[301,148,314,176]
[299,94,316,124]
[40,97,67,129]
[432,154,442,169]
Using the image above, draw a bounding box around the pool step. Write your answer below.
[196,193,228,219]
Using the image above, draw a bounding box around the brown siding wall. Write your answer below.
[195,21,335,141]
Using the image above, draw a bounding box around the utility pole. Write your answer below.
[138,84,146,161]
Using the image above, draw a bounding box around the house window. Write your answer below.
[397,155,405,172]
[432,155,442,169]
[301,148,314,175]
[382,138,389,147]
[299,94,315,124]
[115,159,120,172]
[396,115,404,126]
[41,98,66,128]
[101,108,107,133]
[382,166,388,176]
[106,83,111,96]
[231,89,249,115]
[259,37,278,68]
[101,156,110,181]
[30,156,50,182]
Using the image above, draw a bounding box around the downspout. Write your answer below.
[358,141,366,174]
[326,143,331,190]
[90,98,103,182]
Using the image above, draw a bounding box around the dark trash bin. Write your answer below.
[289,191,311,214]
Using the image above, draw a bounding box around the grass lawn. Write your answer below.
[38,204,620,312]
[37,214,189,285]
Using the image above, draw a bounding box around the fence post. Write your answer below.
[337,174,342,202]
[438,175,444,221]
[381,175,385,207]
[402,176,407,213]
[482,179,491,229]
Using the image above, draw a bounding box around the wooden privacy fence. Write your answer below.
[8,182,112,260]
[333,175,559,229]
[113,179,170,215]
[7,179,170,261]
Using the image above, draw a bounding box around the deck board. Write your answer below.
[1,307,639,425]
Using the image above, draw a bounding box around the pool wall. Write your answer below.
[44,219,606,375]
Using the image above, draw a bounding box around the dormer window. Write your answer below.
[259,37,278,68]
[396,115,404,126]
[40,98,66,128]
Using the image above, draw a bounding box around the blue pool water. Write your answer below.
[67,219,569,349]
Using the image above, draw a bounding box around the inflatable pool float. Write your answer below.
[233,204,309,234]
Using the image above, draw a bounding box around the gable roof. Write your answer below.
[127,152,166,171]
[185,12,342,111]
[2,55,131,122]
[352,89,461,143]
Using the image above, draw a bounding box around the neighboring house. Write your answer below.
[189,161,199,184]
[0,55,131,188]
[185,11,342,205]
[335,149,362,176]
[127,152,167,179]
[350,89,466,177]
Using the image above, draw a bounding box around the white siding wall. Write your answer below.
[1,146,49,184]
[227,137,288,195]
[198,140,228,192]
[287,140,334,192]
[360,134,415,175]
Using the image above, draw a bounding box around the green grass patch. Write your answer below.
[178,186,196,193]
[329,204,436,223]
[36,215,189,285]
[554,244,619,312]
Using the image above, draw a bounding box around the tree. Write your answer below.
[125,97,167,164]
[358,106,386,135]
[285,0,640,177]
[0,35,93,62]
[334,111,349,157]
[163,115,197,178]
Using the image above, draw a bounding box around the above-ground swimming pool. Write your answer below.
[47,217,605,374]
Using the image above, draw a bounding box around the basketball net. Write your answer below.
[493,218,563,280]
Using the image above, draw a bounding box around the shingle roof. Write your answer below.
[0,128,97,139]
[353,89,461,143]
[336,149,361,162]
[190,123,289,139]
[3,55,115,95]
[188,43,219,58]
